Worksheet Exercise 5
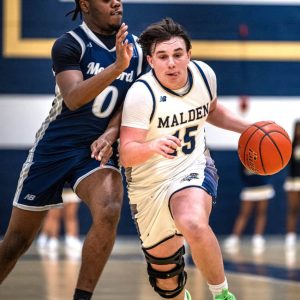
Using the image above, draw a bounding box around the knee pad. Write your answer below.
[142,245,187,299]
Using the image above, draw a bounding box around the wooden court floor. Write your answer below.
[0,236,299,300]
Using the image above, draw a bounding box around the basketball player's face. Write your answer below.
[147,37,191,90]
[83,0,123,35]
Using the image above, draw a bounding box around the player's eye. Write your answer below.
[158,55,168,60]
[174,52,184,58]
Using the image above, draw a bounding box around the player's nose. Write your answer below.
[167,57,176,68]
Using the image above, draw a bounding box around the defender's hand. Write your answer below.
[91,138,113,166]
[115,23,133,71]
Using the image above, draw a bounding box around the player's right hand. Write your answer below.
[149,135,182,159]
[90,138,113,167]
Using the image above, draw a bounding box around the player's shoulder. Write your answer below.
[52,32,80,51]
[190,60,216,84]
[191,60,215,75]
[125,71,154,101]
[132,69,153,85]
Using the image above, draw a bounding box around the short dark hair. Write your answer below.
[138,18,192,56]
[66,0,82,21]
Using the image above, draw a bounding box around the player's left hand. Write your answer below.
[115,23,133,71]
[90,138,113,167]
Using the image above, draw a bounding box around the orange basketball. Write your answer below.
[238,121,292,175]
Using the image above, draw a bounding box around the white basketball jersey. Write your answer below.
[122,60,217,189]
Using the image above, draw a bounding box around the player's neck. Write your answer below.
[173,78,190,96]
[93,31,116,49]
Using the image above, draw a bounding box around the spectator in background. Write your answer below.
[284,120,300,248]
[37,186,83,260]
[223,164,275,254]
[223,96,274,254]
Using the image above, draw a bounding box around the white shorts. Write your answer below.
[129,157,218,249]
[62,188,81,204]
[240,184,275,201]
[284,177,300,192]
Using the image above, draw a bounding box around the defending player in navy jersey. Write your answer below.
[120,18,251,300]
[0,1,146,299]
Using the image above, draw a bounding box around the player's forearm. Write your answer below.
[64,63,125,110]
[120,141,155,167]
[102,107,122,144]
[207,102,250,133]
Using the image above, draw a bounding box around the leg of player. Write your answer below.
[144,236,188,300]
[0,208,47,283]
[171,188,235,300]
[74,168,123,294]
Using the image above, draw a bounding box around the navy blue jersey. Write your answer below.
[13,22,147,210]
[34,22,146,156]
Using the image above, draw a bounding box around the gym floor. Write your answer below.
[0,236,299,300]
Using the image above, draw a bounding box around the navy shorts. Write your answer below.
[13,147,120,211]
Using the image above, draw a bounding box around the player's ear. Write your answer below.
[147,55,154,68]
[187,49,191,60]
[79,0,89,13]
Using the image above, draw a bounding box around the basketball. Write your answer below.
[238,121,292,175]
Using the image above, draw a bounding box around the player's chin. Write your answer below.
[110,19,122,31]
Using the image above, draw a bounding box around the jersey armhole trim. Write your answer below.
[135,79,156,123]
[68,31,86,61]
[191,61,213,101]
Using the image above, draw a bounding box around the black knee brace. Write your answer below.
[142,246,187,299]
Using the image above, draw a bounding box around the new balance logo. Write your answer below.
[87,42,93,48]
[160,96,167,102]
[24,194,36,201]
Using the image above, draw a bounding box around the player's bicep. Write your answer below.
[207,98,220,124]
[56,70,83,100]
[209,97,217,113]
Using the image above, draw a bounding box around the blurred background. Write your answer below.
[1,0,300,238]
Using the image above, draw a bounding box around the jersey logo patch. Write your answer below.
[160,95,167,102]
[87,42,93,48]
[24,194,36,201]
[181,173,199,182]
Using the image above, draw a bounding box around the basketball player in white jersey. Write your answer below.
[120,18,251,300]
